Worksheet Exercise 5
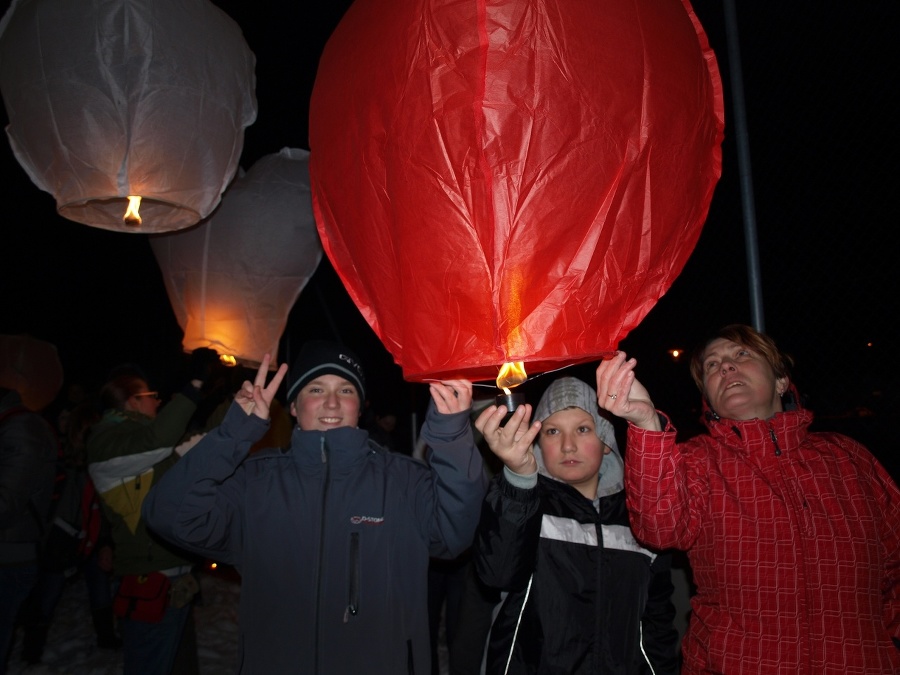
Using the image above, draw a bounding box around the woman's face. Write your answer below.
[538,407,611,500]
[700,338,788,421]
[126,382,161,419]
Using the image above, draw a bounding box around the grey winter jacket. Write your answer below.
[142,399,485,674]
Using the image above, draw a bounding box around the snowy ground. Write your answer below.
[6,567,241,675]
[6,566,451,675]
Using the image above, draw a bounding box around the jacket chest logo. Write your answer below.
[349,515,384,525]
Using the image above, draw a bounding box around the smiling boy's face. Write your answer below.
[537,407,611,499]
[290,374,361,431]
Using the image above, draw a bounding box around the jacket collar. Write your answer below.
[704,403,813,453]
[290,425,376,473]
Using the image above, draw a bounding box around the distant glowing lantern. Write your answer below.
[0,0,257,233]
[309,0,724,384]
[150,148,321,368]
[0,334,63,411]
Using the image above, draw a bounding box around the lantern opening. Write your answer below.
[124,196,143,226]
[496,362,527,392]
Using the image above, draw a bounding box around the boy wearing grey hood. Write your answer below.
[473,376,679,674]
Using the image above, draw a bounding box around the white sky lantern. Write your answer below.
[0,0,256,233]
[150,148,322,368]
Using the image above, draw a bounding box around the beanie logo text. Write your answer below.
[339,353,363,377]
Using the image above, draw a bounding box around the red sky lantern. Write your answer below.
[151,148,321,367]
[0,0,256,233]
[309,0,724,385]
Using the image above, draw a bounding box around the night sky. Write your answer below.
[1,2,896,474]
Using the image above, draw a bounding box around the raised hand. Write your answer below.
[234,353,289,420]
[474,403,540,475]
[595,352,661,431]
[428,379,473,414]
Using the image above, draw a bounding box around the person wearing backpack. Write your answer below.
[88,350,216,675]
[19,400,122,664]
[0,386,58,675]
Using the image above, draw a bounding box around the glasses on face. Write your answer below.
[133,391,160,400]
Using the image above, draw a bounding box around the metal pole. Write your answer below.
[723,0,765,332]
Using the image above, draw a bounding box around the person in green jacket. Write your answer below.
[87,349,216,675]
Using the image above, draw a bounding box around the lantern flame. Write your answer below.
[496,361,527,393]
[124,195,142,225]
[220,354,237,367]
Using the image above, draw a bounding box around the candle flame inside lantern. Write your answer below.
[220,355,237,367]
[496,361,527,394]
[124,195,142,225]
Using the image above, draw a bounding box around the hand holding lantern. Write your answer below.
[475,403,540,476]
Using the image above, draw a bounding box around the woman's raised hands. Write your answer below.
[595,352,661,431]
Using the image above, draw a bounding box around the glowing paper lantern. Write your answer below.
[150,148,321,367]
[309,0,724,383]
[0,0,256,233]
[0,334,63,411]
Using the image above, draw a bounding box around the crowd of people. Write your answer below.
[2,324,898,674]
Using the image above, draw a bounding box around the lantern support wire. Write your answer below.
[723,0,766,332]
[424,363,576,389]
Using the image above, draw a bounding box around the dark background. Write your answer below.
[1,2,896,476]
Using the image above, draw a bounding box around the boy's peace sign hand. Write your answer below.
[235,353,289,420]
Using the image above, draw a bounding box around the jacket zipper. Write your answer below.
[344,532,360,622]
[769,426,782,456]
[769,420,813,667]
[314,436,329,674]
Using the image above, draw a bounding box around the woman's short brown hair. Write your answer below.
[99,374,147,411]
[689,324,793,392]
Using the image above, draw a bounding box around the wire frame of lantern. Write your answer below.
[150,148,322,368]
[309,0,724,386]
[0,0,257,233]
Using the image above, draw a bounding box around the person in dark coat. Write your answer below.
[473,376,679,674]
[0,387,58,674]
[143,341,486,674]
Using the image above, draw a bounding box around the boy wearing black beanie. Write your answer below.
[144,343,486,674]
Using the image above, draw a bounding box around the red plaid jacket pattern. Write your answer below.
[624,407,900,674]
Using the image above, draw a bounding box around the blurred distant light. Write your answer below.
[669,349,685,361]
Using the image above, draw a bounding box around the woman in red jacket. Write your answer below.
[596,324,900,674]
